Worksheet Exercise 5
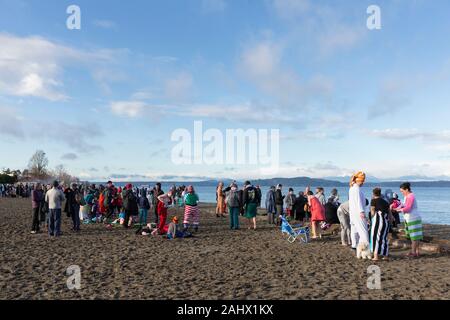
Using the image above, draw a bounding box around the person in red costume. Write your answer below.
[157,190,173,234]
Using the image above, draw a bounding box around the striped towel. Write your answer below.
[184,205,200,225]
[404,214,423,241]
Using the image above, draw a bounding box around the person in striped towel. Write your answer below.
[369,188,392,261]
[183,185,200,232]
[394,182,423,258]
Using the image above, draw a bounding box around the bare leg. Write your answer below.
[413,240,420,256]
[311,221,317,238]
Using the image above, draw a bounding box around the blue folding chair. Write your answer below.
[280,215,309,244]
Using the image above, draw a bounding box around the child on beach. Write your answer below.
[390,193,402,228]
[183,185,200,232]
[167,216,186,239]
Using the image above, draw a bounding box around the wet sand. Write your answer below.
[0,197,449,300]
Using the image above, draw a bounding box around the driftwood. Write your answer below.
[389,239,449,253]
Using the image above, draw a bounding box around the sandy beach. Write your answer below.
[0,197,449,300]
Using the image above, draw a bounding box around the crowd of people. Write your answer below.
[215,173,423,260]
[3,173,424,260]
[28,180,197,239]
[0,183,33,198]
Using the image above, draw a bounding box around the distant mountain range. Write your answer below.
[323,175,450,183]
[94,176,450,188]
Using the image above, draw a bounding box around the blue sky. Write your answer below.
[1,0,450,181]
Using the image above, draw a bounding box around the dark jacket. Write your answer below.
[294,195,308,215]
[243,185,261,205]
[64,188,80,216]
[275,189,285,205]
[325,202,339,224]
[123,189,139,215]
[238,190,244,214]
[255,187,262,206]
[138,195,150,210]
[32,189,44,209]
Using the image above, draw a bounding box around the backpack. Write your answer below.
[247,188,256,203]
[126,192,137,211]
[227,190,239,207]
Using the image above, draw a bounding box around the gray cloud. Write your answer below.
[0,106,25,139]
[32,121,104,154]
[61,153,78,160]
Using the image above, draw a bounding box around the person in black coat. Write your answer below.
[294,191,308,222]
[324,199,340,224]
[64,183,82,232]
[123,184,139,228]
[274,184,285,225]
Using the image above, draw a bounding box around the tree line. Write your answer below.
[1,150,79,184]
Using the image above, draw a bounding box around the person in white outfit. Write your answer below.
[349,172,369,253]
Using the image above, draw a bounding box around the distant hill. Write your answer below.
[90,177,450,188]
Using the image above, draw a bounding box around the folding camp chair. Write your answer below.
[280,215,309,244]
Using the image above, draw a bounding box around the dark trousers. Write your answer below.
[39,204,46,222]
[153,204,159,224]
[48,209,62,236]
[31,207,40,232]
[123,210,132,228]
[275,204,283,226]
[105,206,115,220]
[71,204,80,231]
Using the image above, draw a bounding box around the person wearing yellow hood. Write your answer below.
[349,172,369,254]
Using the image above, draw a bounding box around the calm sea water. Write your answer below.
[113,183,450,225]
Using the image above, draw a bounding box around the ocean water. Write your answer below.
[115,183,450,225]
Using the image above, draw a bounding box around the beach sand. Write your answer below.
[0,197,449,300]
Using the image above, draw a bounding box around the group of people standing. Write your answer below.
[216,181,262,230]
[25,175,426,258]
[29,180,200,239]
[344,172,423,260]
[264,185,340,239]
[214,173,424,261]
[0,183,32,198]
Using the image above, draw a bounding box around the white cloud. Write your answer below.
[182,101,297,124]
[238,39,334,107]
[318,25,365,56]
[131,89,156,100]
[370,129,450,141]
[110,101,147,118]
[271,0,310,19]
[370,129,423,140]
[164,72,193,101]
[0,33,122,101]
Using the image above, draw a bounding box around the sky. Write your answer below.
[1,0,450,182]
